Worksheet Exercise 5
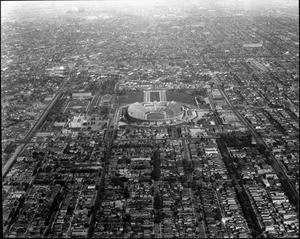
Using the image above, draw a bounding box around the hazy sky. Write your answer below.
[2,0,298,11]
[1,0,298,22]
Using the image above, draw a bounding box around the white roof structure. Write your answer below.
[72,92,92,99]
[69,114,87,128]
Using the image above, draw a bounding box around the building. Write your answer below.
[68,114,88,128]
[100,94,112,106]
[72,92,92,99]
[243,41,263,48]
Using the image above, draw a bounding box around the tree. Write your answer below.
[4,142,17,154]
[154,195,162,210]
[120,176,129,183]
[151,169,161,181]
[99,106,109,115]
[151,149,161,181]
[124,187,130,199]
[110,176,120,185]
[124,213,131,222]
[214,210,222,221]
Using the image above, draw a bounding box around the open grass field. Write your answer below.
[166,91,196,105]
[150,92,160,102]
[115,91,143,104]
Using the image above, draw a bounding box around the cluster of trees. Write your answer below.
[195,96,206,105]
[212,207,222,221]
[99,76,119,94]
[99,106,109,115]
[117,156,131,165]
[32,160,43,176]
[6,115,33,127]
[44,191,65,236]
[150,149,161,181]
[284,107,298,122]
[85,82,100,94]
[280,178,298,210]
[112,142,155,149]
[32,151,45,175]
[124,187,130,199]
[216,138,240,180]
[213,111,223,125]
[48,98,65,116]
[166,127,182,138]
[103,173,131,199]
[110,175,129,187]
[235,188,263,238]
[191,89,207,97]
[262,109,286,134]
[4,194,25,229]
[32,151,45,159]
[4,142,17,155]
[221,132,252,149]
[256,144,271,161]
[154,194,162,210]
[183,158,193,175]
[116,89,127,96]
[154,194,163,223]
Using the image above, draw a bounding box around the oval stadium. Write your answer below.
[127,101,184,121]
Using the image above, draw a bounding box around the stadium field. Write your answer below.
[146,112,164,120]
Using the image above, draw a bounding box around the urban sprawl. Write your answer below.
[1,1,299,238]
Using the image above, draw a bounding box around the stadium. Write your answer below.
[127,101,184,122]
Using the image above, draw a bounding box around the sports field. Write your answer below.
[64,99,90,114]
[146,112,164,120]
[166,91,196,105]
[115,91,143,104]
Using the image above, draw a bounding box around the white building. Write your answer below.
[72,92,92,99]
[69,114,87,128]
